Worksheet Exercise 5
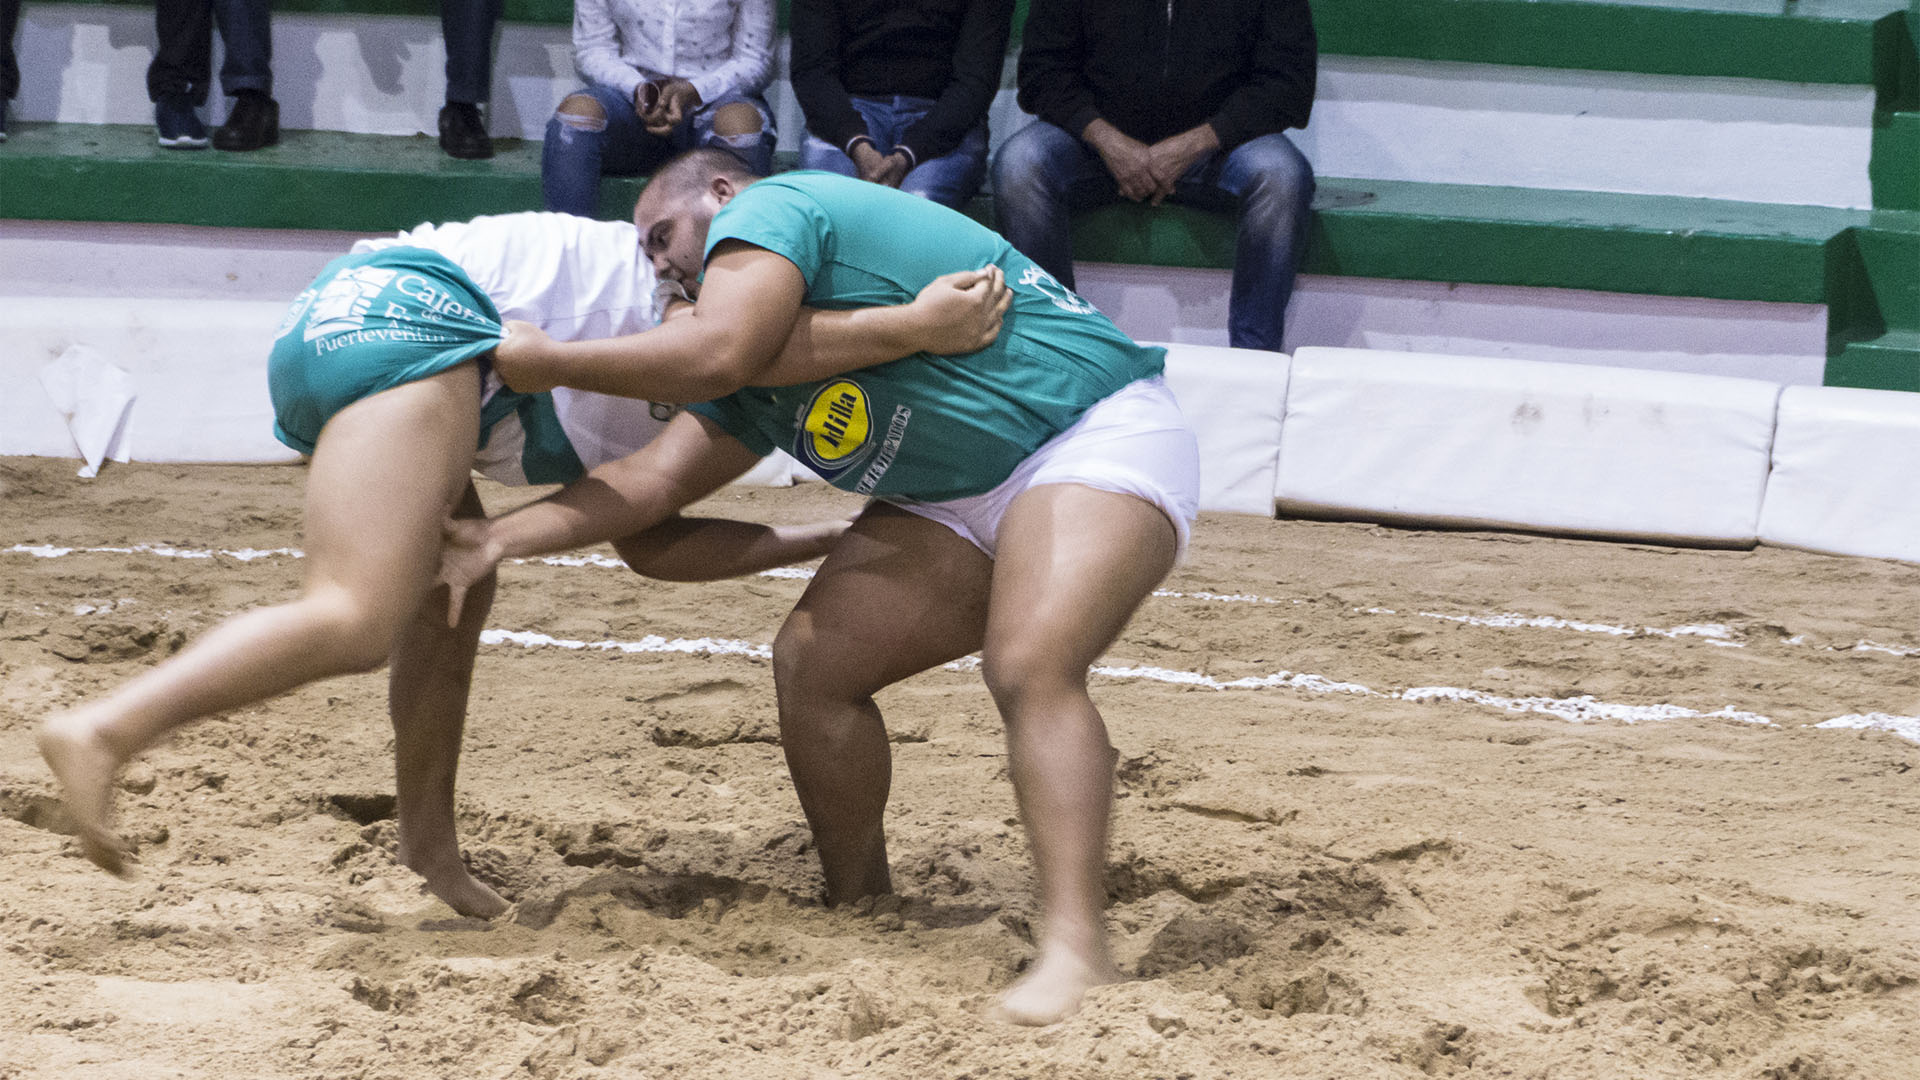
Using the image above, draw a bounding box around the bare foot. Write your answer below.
[36,712,132,877]
[992,946,1123,1026]
[399,846,509,918]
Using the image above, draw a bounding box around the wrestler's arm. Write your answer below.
[496,244,1006,400]
[648,265,1006,389]
[612,514,846,582]
[759,264,1007,386]
[494,243,806,402]
[440,410,761,621]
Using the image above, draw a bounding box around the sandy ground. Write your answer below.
[2,454,1918,1080]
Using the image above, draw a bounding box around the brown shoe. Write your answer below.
[438,102,493,160]
[213,91,279,152]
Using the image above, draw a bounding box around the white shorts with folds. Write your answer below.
[889,375,1202,560]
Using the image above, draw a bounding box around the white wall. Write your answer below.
[1078,266,1830,386]
[1294,57,1876,209]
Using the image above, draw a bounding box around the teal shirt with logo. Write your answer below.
[687,172,1164,502]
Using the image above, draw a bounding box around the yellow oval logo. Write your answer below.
[803,380,872,465]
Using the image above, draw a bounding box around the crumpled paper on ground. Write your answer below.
[38,345,136,478]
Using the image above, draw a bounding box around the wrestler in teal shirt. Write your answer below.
[688,172,1165,502]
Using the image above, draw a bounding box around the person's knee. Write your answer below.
[980,644,1087,717]
[710,101,763,138]
[552,93,607,132]
[991,123,1072,200]
[772,617,889,724]
[771,617,829,703]
[308,591,401,673]
[1231,135,1314,209]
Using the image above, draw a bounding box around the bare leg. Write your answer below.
[771,504,990,903]
[387,503,840,916]
[981,484,1178,1026]
[39,366,483,875]
[388,483,509,917]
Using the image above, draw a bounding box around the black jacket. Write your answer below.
[791,0,1016,163]
[1015,0,1316,151]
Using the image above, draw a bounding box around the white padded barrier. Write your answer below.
[0,296,828,486]
[1273,347,1781,544]
[1156,343,1291,516]
[1,296,300,464]
[1758,386,1920,563]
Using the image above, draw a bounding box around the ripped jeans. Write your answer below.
[540,81,776,218]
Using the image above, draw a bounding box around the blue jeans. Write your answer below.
[542,82,776,217]
[991,121,1314,352]
[441,0,502,105]
[147,0,272,103]
[799,95,989,209]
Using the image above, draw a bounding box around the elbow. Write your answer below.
[688,347,766,399]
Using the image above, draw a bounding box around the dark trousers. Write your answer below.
[992,120,1315,352]
[147,0,272,105]
[2,0,21,101]
[441,0,502,105]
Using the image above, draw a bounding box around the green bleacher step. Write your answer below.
[1825,220,1920,385]
[4,121,1917,389]
[1061,182,1855,304]
[1827,330,1920,390]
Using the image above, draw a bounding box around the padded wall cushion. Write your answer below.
[1156,343,1290,516]
[0,295,803,485]
[1275,346,1780,544]
[0,297,300,463]
[1759,385,1920,563]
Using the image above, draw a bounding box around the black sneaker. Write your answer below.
[213,91,279,151]
[156,94,210,149]
[438,102,493,160]
[0,99,9,143]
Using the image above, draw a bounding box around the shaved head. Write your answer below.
[649,147,762,203]
[633,148,766,283]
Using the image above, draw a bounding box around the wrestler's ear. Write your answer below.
[711,174,739,206]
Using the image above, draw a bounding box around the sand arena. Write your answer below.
[2,455,1917,1078]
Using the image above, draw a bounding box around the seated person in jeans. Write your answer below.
[542,0,776,217]
[791,0,1013,208]
[992,0,1317,352]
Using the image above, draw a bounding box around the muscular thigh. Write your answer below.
[982,483,1178,682]
[778,503,992,699]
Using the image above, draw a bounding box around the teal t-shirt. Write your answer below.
[687,172,1164,502]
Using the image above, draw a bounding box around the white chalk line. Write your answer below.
[1368,608,1742,645]
[478,627,1915,741]
[13,547,1912,740]
[13,542,1919,666]
[1815,713,1920,742]
[15,541,1920,676]
[481,628,772,660]
[2,542,1829,652]
[7,542,302,562]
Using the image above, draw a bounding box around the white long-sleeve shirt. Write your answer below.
[354,213,673,485]
[573,0,776,110]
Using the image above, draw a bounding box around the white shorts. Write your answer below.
[890,375,1201,560]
